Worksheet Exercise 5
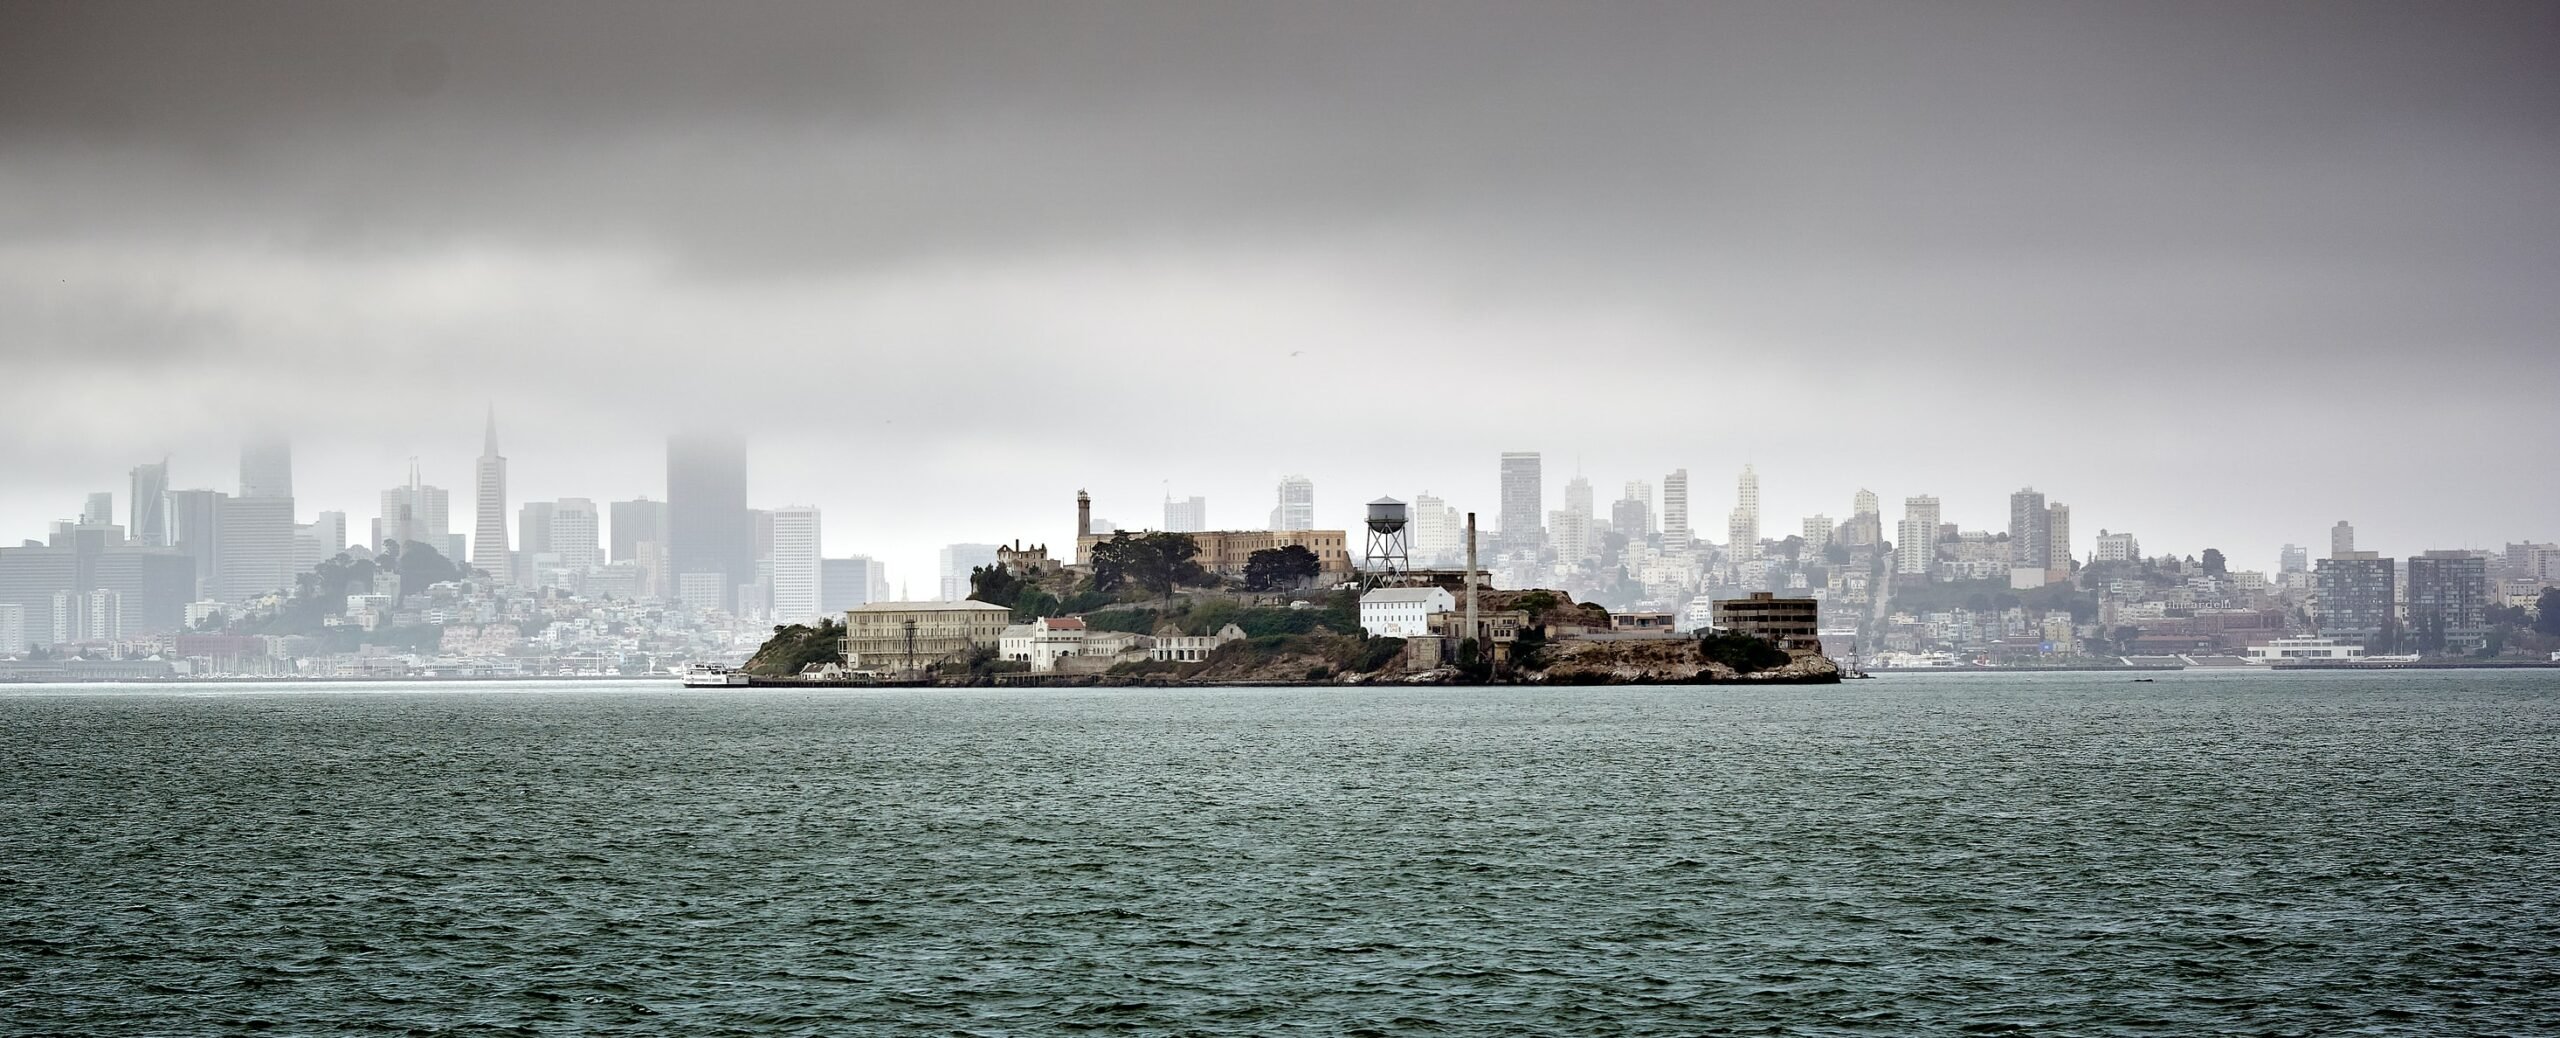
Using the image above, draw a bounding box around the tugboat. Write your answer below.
[677,663,751,687]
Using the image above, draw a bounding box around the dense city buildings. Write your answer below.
[667,433,752,613]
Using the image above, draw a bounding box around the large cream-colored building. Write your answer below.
[844,600,1013,671]
[1075,529,1355,578]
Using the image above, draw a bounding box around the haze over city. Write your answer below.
[5,0,2557,591]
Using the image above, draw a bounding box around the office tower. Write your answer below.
[1895,496,1941,576]
[1615,481,1655,541]
[471,408,511,582]
[667,433,751,612]
[81,492,114,526]
[516,500,556,582]
[1564,476,1594,521]
[239,437,292,500]
[1164,495,1208,533]
[2045,502,2072,579]
[1496,452,1543,553]
[2280,544,2309,574]
[167,488,226,587]
[769,506,822,625]
[2315,553,2396,642]
[821,556,889,613]
[610,498,668,563]
[0,522,192,648]
[2406,551,2490,651]
[2331,521,2355,559]
[1268,475,1315,532]
[1550,509,1594,566]
[296,511,346,573]
[1801,515,1833,555]
[938,543,1000,601]
[552,499,601,570]
[214,495,297,602]
[1661,469,1690,548]
[0,603,22,653]
[1729,465,1760,563]
[128,461,170,548]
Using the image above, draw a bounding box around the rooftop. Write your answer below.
[1362,587,1452,603]
[848,600,1011,612]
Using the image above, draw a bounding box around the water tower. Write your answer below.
[1365,497,1410,586]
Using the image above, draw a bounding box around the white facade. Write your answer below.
[1360,587,1455,638]
[471,410,511,582]
[1153,623,1248,662]
[2096,530,2140,563]
[1164,496,1207,533]
[768,506,823,625]
[1801,515,1832,554]
[1270,475,1315,532]
[2245,637,2364,662]
[552,499,602,570]
[1662,469,1690,547]
[1028,616,1088,672]
[1895,496,1941,576]
[1412,493,1462,566]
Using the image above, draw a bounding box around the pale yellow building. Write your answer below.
[844,600,1014,671]
[1076,529,1355,579]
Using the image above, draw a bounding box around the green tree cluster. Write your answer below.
[1243,545,1322,591]
[1089,532,1211,601]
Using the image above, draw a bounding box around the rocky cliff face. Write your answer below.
[1527,639,1840,685]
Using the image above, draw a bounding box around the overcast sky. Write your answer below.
[3,0,2555,584]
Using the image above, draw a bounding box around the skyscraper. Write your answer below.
[1412,492,1462,566]
[471,408,511,582]
[2280,544,2309,574]
[609,498,668,563]
[769,506,822,625]
[81,492,114,526]
[1896,495,1941,577]
[667,433,750,612]
[213,494,296,602]
[1617,480,1655,541]
[1164,495,1207,533]
[1497,452,1542,552]
[128,460,169,548]
[822,556,890,613]
[2009,487,2049,575]
[1728,464,1760,563]
[517,500,556,582]
[552,499,601,570]
[2406,550,2490,652]
[377,468,450,551]
[1661,469,1690,549]
[166,488,226,588]
[1269,475,1315,532]
[2045,502,2072,579]
[1564,476,1593,521]
[1854,489,1879,518]
[239,437,292,500]
[2315,552,2395,643]
[938,543,1000,601]
[2331,520,2356,559]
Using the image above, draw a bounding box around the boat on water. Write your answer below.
[677,663,751,687]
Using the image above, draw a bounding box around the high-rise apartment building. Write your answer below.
[2045,502,2072,580]
[1494,452,1543,553]
[1412,492,1462,566]
[768,506,822,625]
[1801,515,1833,555]
[938,543,1000,601]
[239,437,292,500]
[2405,550,2490,651]
[2008,487,2049,573]
[1268,475,1315,532]
[1728,465,1760,563]
[2331,521,2356,559]
[2315,552,2395,642]
[1895,495,1941,577]
[1164,496,1208,533]
[471,409,511,582]
[128,461,169,548]
[1661,469,1690,549]
[667,433,751,613]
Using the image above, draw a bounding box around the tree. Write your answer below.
[969,564,1024,608]
[2536,589,2560,637]
[1089,532,1209,601]
[1243,545,1322,591]
[2202,548,2227,577]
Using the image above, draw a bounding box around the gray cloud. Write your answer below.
[1,0,2554,576]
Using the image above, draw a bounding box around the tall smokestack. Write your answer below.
[1464,511,1478,646]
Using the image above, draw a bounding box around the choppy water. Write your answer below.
[4,671,2558,1035]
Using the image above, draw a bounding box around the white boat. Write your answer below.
[677,663,751,687]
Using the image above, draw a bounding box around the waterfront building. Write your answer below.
[842,600,1012,671]
[768,506,822,625]
[937,543,1000,601]
[2406,550,2491,652]
[1164,495,1207,533]
[471,409,511,582]
[2245,637,2365,662]
[1269,475,1315,532]
[1361,586,1456,638]
[1895,496,1941,577]
[1498,452,1543,553]
[2314,552,2396,643]
[667,432,751,613]
[1711,592,1819,650]
[1151,623,1247,662]
[1026,616,1088,672]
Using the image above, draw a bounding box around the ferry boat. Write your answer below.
[677,663,751,687]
